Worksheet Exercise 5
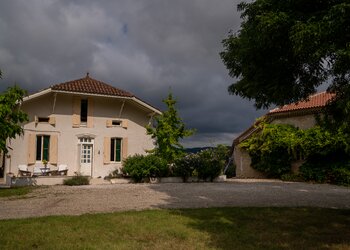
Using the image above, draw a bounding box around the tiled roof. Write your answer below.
[268,91,335,114]
[51,73,134,97]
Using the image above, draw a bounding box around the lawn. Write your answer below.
[0,208,349,249]
[0,186,35,198]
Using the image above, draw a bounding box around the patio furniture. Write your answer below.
[57,164,68,176]
[40,167,51,176]
[18,165,32,177]
[33,166,42,176]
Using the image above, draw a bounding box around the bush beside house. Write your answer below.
[122,145,232,183]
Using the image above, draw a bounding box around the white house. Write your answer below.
[4,74,161,179]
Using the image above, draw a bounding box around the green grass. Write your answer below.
[0,208,349,250]
[0,186,35,197]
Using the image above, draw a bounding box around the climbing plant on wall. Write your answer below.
[239,118,350,179]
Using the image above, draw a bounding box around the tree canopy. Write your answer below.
[0,72,28,153]
[146,92,194,162]
[221,0,350,109]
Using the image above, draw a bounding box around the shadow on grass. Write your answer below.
[169,207,350,249]
[146,183,350,249]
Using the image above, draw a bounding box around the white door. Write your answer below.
[79,138,93,176]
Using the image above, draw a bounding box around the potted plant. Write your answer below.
[42,159,48,166]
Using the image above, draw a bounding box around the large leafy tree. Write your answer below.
[0,72,28,153]
[147,92,194,162]
[221,0,350,109]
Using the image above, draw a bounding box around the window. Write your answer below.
[38,117,49,123]
[81,99,88,123]
[110,138,121,162]
[36,135,50,161]
[112,120,122,126]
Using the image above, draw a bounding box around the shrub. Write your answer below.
[64,175,90,186]
[329,167,350,186]
[173,154,200,181]
[174,145,229,182]
[225,164,236,178]
[300,151,350,185]
[196,149,223,181]
[122,154,168,182]
[299,161,328,183]
[281,173,303,182]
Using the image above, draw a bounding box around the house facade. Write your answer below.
[4,74,161,178]
[233,92,334,178]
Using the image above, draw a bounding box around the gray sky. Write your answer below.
[0,0,266,147]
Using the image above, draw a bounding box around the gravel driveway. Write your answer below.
[0,180,349,220]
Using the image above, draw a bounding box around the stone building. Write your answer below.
[233,92,334,178]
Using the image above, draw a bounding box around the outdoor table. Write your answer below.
[40,167,50,176]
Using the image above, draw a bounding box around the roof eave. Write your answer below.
[23,88,52,102]
[267,107,324,118]
[131,97,162,115]
[23,88,162,115]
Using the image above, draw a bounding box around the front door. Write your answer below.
[79,138,93,176]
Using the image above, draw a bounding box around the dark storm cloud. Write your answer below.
[0,0,266,147]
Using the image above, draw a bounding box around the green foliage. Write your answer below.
[221,0,350,109]
[173,154,200,182]
[280,173,303,182]
[63,175,90,186]
[173,145,229,182]
[146,92,194,162]
[240,121,299,177]
[225,163,236,178]
[196,149,224,181]
[329,167,350,186]
[0,85,28,153]
[299,151,350,186]
[240,119,350,179]
[122,154,168,182]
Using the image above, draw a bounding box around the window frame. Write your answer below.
[110,138,122,162]
[36,135,50,162]
[112,120,122,126]
[80,99,88,123]
[38,117,50,123]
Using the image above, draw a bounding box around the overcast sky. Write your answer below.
[0,0,266,147]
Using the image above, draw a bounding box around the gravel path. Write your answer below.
[0,180,349,220]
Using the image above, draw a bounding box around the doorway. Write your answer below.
[79,137,93,176]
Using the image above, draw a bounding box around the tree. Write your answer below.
[220,0,350,109]
[0,73,28,153]
[146,92,194,162]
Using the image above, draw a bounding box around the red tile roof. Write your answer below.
[268,91,335,114]
[51,73,134,97]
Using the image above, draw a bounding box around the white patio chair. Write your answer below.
[57,164,68,176]
[18,165,32,177]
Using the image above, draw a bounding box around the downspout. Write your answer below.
[52,92,57,113]
[118,100,125,118]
